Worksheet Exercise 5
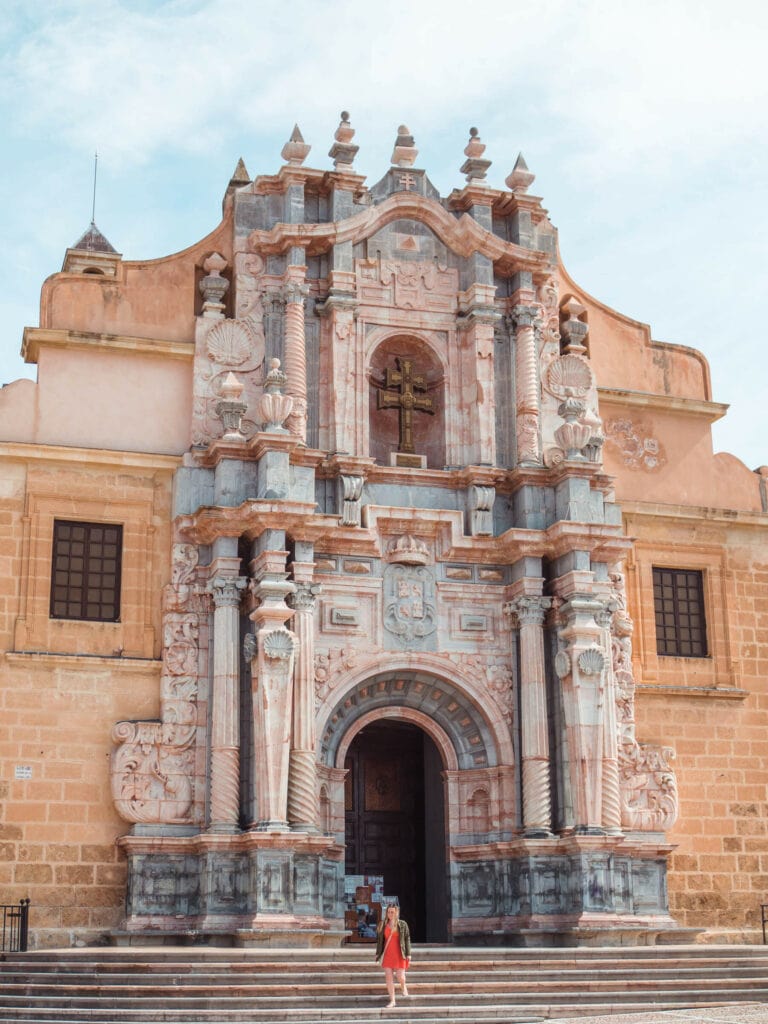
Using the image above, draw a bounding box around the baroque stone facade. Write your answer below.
[1,117,766,948]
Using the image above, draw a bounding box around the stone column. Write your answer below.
[287,581,321,831]
[247,542,297,830]
[207,574,247,832]
[282,278,310,442]
[509,595,553,835]
[512,304,541,464]
[596,602,622,834]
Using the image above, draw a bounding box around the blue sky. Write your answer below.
[1,0,765,469]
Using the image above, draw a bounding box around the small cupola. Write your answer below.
[62,220,122,276]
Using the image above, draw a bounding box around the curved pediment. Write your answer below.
[247,190,551,275]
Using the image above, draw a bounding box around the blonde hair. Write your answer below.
[378,903,400,933]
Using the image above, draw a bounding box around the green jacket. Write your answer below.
[375,919,411,962]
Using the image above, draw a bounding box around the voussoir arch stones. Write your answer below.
[319,668,499,771]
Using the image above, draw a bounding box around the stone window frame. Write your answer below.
[14,488,156,658]
[49,518,124,623]
[628,539,736,689]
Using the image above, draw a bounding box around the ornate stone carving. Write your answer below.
[314,646,358,704]
[577,647,605,676]
[263,627,297,661]
[206,320,252,367]
[554,650,571,679]
[258,358,293,432]
[339,474,364,527]
[604,418,667,471]
[110,544,204,825]
[545,353,593,399]
[605,568,679,831]
[383,564,437,648]
[619,742,678,831]
[199,252,229,315]
[386,533,430,566]
[469,484,495,537]
[214,372,247,441]
[455,653,514,724]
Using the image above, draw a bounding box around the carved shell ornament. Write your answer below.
[206,319,252,366]
[554,650,571,679]
[262,628,296,661]
[546,354,594,399]
[578,647,605,675]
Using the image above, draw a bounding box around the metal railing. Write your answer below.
[762,903,768,945]
[1,899,30,953]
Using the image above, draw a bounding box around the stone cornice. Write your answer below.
[598,386,728,423]
[22,327,194,365]
[247,191,552,274]
[621,500,766,527]
[0,441,181,471]
[635,683,749,700]
[5,651,162,672]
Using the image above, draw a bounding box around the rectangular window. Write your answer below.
[652,567,707,657]
[50,520,122,622]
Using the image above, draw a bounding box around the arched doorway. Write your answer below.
[343,719,448,942]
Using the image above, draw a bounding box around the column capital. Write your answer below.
[207,575,247,608]
[511,303,540,328]
[505,594,552,626]
[289,581,322,613]
[282,280,311,305]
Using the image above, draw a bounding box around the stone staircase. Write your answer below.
[1,944,767,1024]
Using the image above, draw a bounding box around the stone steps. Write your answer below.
[0,945,766,1023]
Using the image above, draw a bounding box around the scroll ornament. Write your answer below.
[110,544,204,825]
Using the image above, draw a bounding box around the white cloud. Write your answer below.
[7,0,764,176]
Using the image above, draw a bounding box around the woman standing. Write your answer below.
[375,903,411,1008]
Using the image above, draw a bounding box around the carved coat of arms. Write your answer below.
[383,564,437,648]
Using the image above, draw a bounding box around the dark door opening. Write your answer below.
[344,719,448,942]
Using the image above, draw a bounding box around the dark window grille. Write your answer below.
[652,567,707,658]
[50,520,122,622]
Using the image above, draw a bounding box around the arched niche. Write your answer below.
[367,335,445,468]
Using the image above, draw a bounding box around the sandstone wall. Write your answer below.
[0,453,175,947]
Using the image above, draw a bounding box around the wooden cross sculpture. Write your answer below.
[377,357,434,453]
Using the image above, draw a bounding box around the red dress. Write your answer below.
[381,925,408,969]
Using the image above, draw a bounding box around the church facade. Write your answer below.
[1,117,766,949]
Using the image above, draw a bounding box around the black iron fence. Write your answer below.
[1,899,30,953]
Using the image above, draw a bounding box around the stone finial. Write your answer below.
[329,110,359,170]
[229,158,251,187]
[281,124,311,166]
[460,127,492,182]
[505,152,536,193]
[391,125,418,167]
[199,253,229,316]
[215,372,247,441]
[258,358,293,432]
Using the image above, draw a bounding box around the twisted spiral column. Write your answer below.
[207,575,246,832]
[287,582,320,831]
[282,280,310,442]
[513,305,541,464]
[596,604,622,833]
[510,594,553,835]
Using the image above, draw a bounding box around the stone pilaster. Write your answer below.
[508,595,553,835]
[287,580,321,832]
[207,574,247,833]
[282,278,310,442]
[512,304,541,464]
[248,545,297,831]
[596,602,622,834]
[556,594,609,833]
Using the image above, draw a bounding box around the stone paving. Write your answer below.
[550,1006,768,1024]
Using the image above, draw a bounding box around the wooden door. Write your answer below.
[345,721,426,939]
